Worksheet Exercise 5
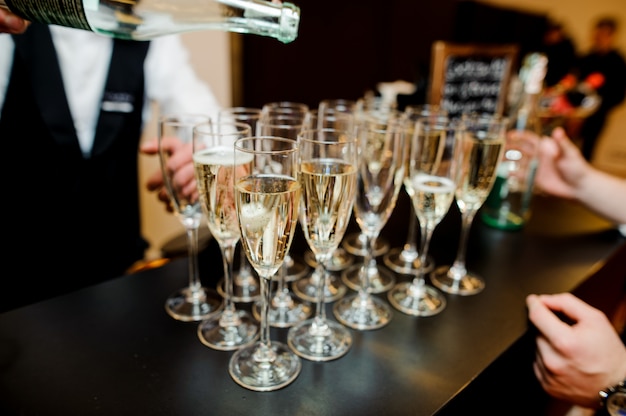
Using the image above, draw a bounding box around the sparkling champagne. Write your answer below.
[409,174,456,230]
[299,159,357,257]
[236,174,300,279]
[455,135,504,212]
[193,146,249,247]
[405,129,447,195]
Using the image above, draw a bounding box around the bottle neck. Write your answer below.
[2,0,301,43]
[513,92,540,133]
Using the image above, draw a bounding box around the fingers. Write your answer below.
[0,9,30,34]
[526,294,573,345]
[145,169,164,192]
[139,139,159,155]
[166,142,193,174]
[173,163,196,196]
[534,293,592,323]
[551,128,582,160]
[538,134,559,159]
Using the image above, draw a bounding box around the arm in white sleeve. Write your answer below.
[143,35,223,122]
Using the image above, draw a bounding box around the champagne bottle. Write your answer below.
[482,53,547,231]
[0,0,300,43]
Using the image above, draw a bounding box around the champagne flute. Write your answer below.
[252,114,312,327]
[217,107,263,303]
[292,107,359,302]
[430,114,507,295]
[158,114,223,322]
[383,105,443,275]
[193,121,259,351]
[260,102,310,282]
[333,115,407,330]
[341,95,396,259]
[301,106,356,273]
[341,93,397,256]
[287,128,358,361]
[229,136,302,391]
[387,113,461,316]
[262,101,309,121]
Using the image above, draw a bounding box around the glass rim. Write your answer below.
[234,136,299,155]
[218,107,263,114]
[298,128,358,144]
[158,113,212,124]
[193,120,252,135]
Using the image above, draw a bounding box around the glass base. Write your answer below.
[291,270,347,303]
[197,309,259,351]
[342,233,389,257]
[217,276,261,303]
[304,249,354,272]
[430,266,485,296]
[341,263,396,293]
[252,292,312,328]
[229,341,301,392]
[165,286,223,322]
[333,293,392,330]
[283,256,310,283]
[387,281,447,317]
[383,247,435,275]
[287,318,352,361]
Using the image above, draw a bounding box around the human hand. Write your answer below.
[534,127,591,200]
[140,137,197,213]
[0,8,29,34]
[527,293,626,409]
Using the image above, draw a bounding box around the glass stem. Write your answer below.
[313,261,329,327]
[410,226,434,289]
[237,245,252,277]
[359,234,374,299]
[186,225,201,295]
[450,210,476,277]
[277,262,288,296]
[402,204,419,257]
[254,274,273,361]
[218,243,241,327]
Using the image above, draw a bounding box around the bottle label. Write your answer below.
[5,0,91,31]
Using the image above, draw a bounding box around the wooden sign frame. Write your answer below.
[428,41,519,116]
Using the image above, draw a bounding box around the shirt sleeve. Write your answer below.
[0,35,15,116]
[143,35,223,123]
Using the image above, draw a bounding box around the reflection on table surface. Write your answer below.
[0,193,624,416]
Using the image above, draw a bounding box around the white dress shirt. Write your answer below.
[0,26,221,156]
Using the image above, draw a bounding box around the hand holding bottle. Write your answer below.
[535,127,626,224]
[0,7,29,33]
[0,0,299,42]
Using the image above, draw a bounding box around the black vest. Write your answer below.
[0,24,150,311]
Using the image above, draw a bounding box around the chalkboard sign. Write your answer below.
[428,41,519,118]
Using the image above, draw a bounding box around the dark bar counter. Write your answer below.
[1,193,624,415]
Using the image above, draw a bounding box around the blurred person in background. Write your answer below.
[574,17,626,161]
[0,22,221,312]
[540,20,577,88]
